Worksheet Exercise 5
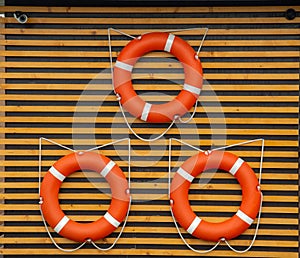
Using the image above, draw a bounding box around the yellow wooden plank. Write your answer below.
[2,172,299,182]
[0,214,297,225]
[1,50,299,58]
[1,149,297,158]
[0,50,113,57]
[1,171,298,181]
[0,248,297,257]
[2,106,298,114]
[1,61,299,69]
[0,237,297,248]
[3,17,300,24]
[1,83,299,91]
[0,225,297,236]
[0,28,299,37]
[1,117,297,125]
[1,138,297,147]
[1,6,300,13]
[0,40,299,47]
[2,171,298,180]
[0,94,298,102]
[0,182,298,191]
[1,61,298,69]
[0,128,298,137]
[1,193,297,203]
[1,72,298,80]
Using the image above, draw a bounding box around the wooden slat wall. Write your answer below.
[0,5,299,258]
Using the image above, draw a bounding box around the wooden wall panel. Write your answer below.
[0,5,299,258]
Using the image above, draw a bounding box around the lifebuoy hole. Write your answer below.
[189,168,242,224]
[131,55,184,105]
[59,169,112,222]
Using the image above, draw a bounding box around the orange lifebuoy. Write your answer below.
[40,152,130,243]
[170,151,261,242]
[113,32,203,123]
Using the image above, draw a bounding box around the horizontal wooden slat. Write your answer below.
[2,17,300,25]
[1,6,300,13]
[1,84,299,91]
[1,215,298,225]
[0,249,297,257]
[1,61,298,69]
[1,193,298,203]
[0,182,298,191]
[2,50,299,58]
[0,237,297,248]
[0,225,297,235]
[1,116,297,125]
[1,72,298,80]
[0,128,298,137]
[1,138,297,147]
[2,106,298,114]
[1,28,300,36]
[1,149,297,158]
[1,95,298,103]
[1,40,300,47]
[3,171,298,180]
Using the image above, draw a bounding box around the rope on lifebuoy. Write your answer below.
[113,31,203,123]
[168,137,264,253]
[38,137,131,252]
[108,27,208,142]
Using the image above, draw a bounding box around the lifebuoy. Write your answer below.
[113,32,203,123]
[170,151,261,242]
[40,152,130,243]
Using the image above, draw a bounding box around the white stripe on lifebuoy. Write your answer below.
[177,167,194,182]
[100,160,115,178]
[164,34,175,52]
[236,209,253,225]
[49,166,65,182]
[183,83,201,95]
[141,102,152,121]
[54,216,70,233]
[104,212,121,228]
[187,216,202,234]
[229,158,244,176]
[115,60,133,72]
